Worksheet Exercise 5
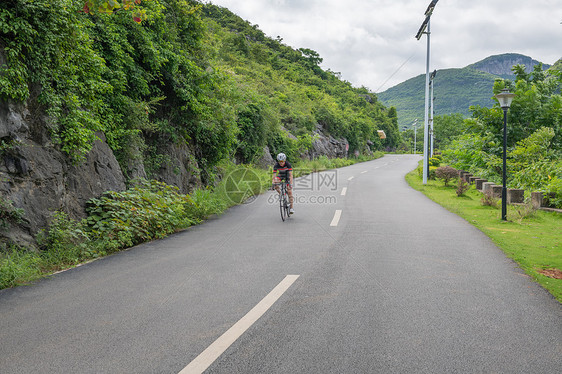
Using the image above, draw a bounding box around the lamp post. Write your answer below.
[416,0,438,184]
[429,70,436,158]
[413,119,418,154]
[494,88,515,221]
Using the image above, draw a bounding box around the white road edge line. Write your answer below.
[179,275,300,374]
[347,176,354,181]
[330,210,342,227]
[341,187,347,196]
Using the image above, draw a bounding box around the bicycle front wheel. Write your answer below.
[280,192,286,221]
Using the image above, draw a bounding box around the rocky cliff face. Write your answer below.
[0,100,127,249]
[469,53,550,77]
[308,124,349,159]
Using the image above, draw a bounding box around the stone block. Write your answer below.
[531,192,544,208]
[463,173,473,183]
[507,189,524,204]
[475,179,487,191]
[491,185,503,199]
[469,176,478,184]
[482,182,495,195]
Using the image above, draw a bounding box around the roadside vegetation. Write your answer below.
[0,153,382,289]
[403,61,562,302]
[407,165,561,303]
[404,63,562,209]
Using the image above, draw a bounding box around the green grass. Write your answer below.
[292,152,384,177]
[406,171,562,302]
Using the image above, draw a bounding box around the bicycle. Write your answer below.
[274,181,291,221]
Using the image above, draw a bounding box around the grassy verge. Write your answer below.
[405,170,562,303]
[0,153,383,289]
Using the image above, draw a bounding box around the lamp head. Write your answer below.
[494,89,515,110]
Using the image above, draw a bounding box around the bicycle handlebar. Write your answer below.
[272,182,291,190]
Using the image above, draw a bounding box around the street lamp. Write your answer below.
[494,88,515,221]
[416,0,439,184]
[429,69,436,157]
[413,119,418,154]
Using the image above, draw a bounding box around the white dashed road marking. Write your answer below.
[330,210,342,227]
[179,275,300,374]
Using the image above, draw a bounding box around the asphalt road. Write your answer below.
[1,155,560,373]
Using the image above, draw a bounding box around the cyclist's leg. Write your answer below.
[287,183,294,209]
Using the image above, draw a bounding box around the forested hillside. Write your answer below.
[378,54,551,128]
[202,5,401,156]
[378,67,498,128]
[0,0,399,181]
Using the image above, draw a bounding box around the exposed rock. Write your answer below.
[256,146,274,169]
[65,132,127,218]
[152,141,202,194]
[121,139,148,182]
[0,102,29,139]
[0,100,126,249]
[470,53,549,76]
[308,124,348,159]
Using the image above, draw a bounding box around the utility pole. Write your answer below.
[413,119,418,154]
[416,0,438,184]
[429,70,436,158]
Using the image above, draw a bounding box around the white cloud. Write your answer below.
[207,0,562,92]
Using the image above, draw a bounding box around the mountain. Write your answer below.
[377,53,551,129]
[468,53,548,79]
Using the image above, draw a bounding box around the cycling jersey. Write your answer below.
[273,161,292,181]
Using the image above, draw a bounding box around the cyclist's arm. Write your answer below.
[289,170,293,186]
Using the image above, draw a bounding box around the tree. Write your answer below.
[236,104,266,163]
[82,0,149,23]
[433,113,465,149]
[298,48,323,67]
[382,107,401,149]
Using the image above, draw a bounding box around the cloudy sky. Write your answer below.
[207,0,562,92]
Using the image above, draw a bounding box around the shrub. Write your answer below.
[429,156,441,167]
[456,177,470,197]
[481,191,499,208]
[86,180,197,249]
[36,211,91,268]
[435,165,458,186]
[543,176,562,209]
[416,164,438,180]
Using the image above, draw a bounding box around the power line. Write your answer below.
[375,53,415,93]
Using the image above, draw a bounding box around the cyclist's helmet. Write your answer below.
[277,153,287,161]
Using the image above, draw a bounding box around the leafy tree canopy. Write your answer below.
[440,61,562,205]
[0,0,399,175]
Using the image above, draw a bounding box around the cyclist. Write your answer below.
[272,153,294,214]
